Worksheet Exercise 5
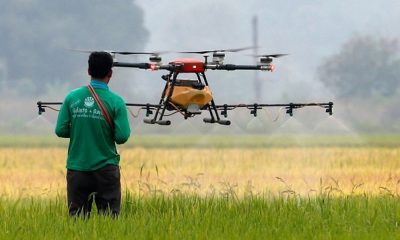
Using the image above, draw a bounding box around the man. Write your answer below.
[55,51,130,217]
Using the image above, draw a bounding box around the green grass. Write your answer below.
[1,194,400,239]
[1,134,400,148]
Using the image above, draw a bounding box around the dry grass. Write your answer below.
[1,146,400,198]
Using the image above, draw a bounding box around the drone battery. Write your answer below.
[170,58,205,73]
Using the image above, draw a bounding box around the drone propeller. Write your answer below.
[178,47,255,65]
[252,53,289,58]
[66,48,167,56]
[179,46,254,54]
[248,53,288,66]
[66,48,168,64]
[109,51,169,56]
[109,51,167,63]
[66,48,101,53]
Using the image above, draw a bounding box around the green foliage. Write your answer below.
[317,35,400,132]
[0,1,149,94]
[1,194,399,239]
[318,35,400,98]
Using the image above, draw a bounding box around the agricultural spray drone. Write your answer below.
[37,47,333,125]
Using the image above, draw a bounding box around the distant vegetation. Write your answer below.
[318,35,400,132]
[1,134,400,148]
[0,1,150,133]
[319,36,400,99]
[0,1,149,95]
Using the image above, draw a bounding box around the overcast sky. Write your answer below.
[134,0,400,102]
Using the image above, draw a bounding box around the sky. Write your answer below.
[134,0,400,103]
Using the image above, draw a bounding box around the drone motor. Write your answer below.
[212,52,226,64]
[149,55,162,63]
[259,56,273,65]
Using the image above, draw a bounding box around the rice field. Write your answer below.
[2,195,400,239]
[1,134,400,239]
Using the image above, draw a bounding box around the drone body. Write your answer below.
[37,48,333,126]
[163,58,211,113]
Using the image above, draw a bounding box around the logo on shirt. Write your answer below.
[84,97,95,108]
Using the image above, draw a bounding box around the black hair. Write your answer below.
[88,51,114,79]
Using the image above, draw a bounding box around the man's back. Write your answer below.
[55,83,130,171]
[57,51,129,217]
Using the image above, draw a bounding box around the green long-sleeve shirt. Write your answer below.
[55,80,130,171]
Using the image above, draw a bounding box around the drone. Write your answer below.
[37,47,333,126]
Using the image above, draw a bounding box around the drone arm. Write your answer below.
[113,62,151,69]
[215,102,333,117]
[125,103,161,108]
[113,62,181,71]
[215,102,333,108]
[206,64,273,71]
[37,101,63,114]
[37,101,162,118]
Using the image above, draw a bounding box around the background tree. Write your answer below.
[0,0,149,95]
[317,35,400,132]
[318,36,400,99]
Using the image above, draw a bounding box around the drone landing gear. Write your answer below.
[203,118,231,125]
[202,98,231,125]
[143,119,171,125]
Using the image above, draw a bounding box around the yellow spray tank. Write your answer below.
[166,80,213,111]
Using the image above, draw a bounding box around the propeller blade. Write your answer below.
[65,48,96,53]
[66,48,168,56]
[225,46,255,52]
[253,53,289,58]
[179,46,255,54]
[110,51,169,55]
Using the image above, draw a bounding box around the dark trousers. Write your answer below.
[67,164,121,218]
